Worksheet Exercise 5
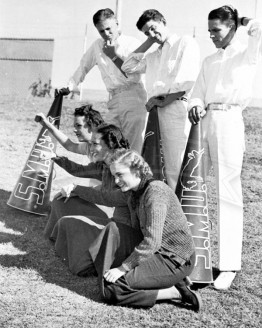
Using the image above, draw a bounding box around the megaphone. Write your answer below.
[7,89,64,215]
[141,106,166,182]
[175,121,213,284]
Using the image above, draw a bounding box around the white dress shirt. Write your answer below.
[69,34,143,93]
[122,34,200,98]
[189,20,262,110]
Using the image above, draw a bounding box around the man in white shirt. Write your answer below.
[188,5,262,290]
[122,9,200,191]
[68,8,147,153]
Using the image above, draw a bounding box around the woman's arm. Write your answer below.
[73,185,129,207]
[53,157,103,180]
[36,113,90,155]
[104,185,168,282]
[121,200,167,271]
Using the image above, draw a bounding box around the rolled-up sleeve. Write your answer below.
[69,41,97,88]
[246,19,262,64]
[122,52,147,74]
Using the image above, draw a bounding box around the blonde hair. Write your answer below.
[109,149,153,178]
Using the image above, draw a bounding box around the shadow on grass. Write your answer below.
[0,189,101,302]
[0,187,219,294]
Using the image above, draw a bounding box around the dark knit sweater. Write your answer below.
[74,178,195,271]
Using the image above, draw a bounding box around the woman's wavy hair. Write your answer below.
[96,124,130,150]
[108,149,153,179]
[208,5,239,31]
[136,9,166,31]
[74,105,104,128]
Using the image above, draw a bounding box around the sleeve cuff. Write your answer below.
[188,98,205,111]
[68,79,79,92]
[52,156,65,164]
[127,52,145,61]
[121,262,132,272]
[122,52,146,71]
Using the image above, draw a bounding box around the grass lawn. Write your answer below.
[0,94,261,327]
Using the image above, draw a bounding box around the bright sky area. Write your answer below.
[1,0,261,104]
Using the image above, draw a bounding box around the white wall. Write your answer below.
[1,0,261,105]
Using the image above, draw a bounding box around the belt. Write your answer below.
[109,83,140,97]
[207,103,240,111]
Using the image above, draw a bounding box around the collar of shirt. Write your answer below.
[157,33,179,52]
[99,32,123,48]
[216,39,242,56]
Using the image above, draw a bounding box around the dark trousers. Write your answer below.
[89,221,195,308]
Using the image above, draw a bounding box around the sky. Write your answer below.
[0,0,261,103]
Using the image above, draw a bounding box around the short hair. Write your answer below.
[208,5,239,31]
[96,124,130,150]
[108,149,153,179]
[93,8,116,26]
[136,9,166,31]
[74,105,104,128]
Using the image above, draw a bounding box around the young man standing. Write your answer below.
[122,9,200,191]
[67,8,147,154]
[188,5,262,290]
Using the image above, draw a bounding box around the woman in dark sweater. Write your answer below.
[43,125,131,276]
[74,149,202,311]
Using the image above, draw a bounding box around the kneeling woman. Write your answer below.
[81,149,202,311]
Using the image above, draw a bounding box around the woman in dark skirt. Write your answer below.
[45,124,131,275]
[44,123,131,240]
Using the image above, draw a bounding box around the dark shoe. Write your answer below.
[77,265,97,277]
[176,285,202,312]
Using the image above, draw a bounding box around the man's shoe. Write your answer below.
[176,285,202,312]
[213,271,236,290]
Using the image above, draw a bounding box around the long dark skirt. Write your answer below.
[44,196,109,239]
[51,215,111,275]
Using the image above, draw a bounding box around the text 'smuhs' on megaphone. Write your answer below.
[7,90,64,216]
[141,106,166,182]
[176,122,213,284]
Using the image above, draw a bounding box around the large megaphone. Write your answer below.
[7,89,65,215]
[175,121,213,284]
[141,106,166,182]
